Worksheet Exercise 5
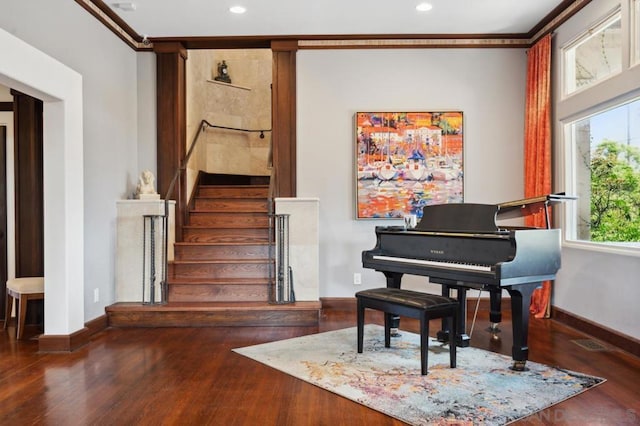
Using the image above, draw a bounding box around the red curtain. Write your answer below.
[524,34,552,319]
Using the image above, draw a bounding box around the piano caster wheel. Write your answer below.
[390,328,401,337]
[487,323,501,341]
[486,323,501,333]
[510,360,529,372]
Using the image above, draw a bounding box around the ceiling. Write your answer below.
[103,0,568,39]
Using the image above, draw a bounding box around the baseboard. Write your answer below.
[35,302,639,357]
[552,307,640,358]
[38,314,109,352]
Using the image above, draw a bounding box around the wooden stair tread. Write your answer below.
[167,277,270,284]
[171,259,270,264]
[194,197,268,201]
[107,301,320,311]
[183,225,270,229]
[106,301,320,327]
[199,184,269,188]
[189,211,267,217]
[175,241,271,246]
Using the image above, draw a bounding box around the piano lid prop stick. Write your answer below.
[468,290,482,338]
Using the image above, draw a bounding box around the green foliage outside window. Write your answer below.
[589,140,640,242]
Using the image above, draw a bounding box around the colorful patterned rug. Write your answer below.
[233,325,605,425]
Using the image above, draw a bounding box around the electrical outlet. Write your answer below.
[353,273,362,285]
[94,288,99,303]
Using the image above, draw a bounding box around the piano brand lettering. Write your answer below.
[430,249,445,255]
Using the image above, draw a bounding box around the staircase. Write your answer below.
[172,184,272,302]
[106,176,321,328]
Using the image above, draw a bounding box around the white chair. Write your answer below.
[3,277,44,340]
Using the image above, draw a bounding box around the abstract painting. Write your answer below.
[355,111,464,219]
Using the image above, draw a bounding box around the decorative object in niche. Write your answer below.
[136,170,160,200]
[214,60,232,84]
[355,111,464,219]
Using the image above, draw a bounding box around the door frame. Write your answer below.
[0,124,6,320]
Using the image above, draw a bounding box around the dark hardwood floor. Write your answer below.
[1,305,639,425]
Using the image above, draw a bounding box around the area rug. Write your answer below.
[233,325,605,425]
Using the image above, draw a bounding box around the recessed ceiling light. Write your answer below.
[110,2,137,12]
[229,5,247,14]
[416,2,433,12]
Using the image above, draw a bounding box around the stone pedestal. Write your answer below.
[116,200,175,302]
[275,198,320,301]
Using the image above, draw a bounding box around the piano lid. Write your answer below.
[496,192,577,221]
[415,193,577,233]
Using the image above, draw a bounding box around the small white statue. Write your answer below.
[136,170,160,200]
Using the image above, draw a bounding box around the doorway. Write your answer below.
[1,27,86,340]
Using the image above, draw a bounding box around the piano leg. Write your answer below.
[436,285,470,347]
[489,290,502,324]
[487,291,502,336]
[506,282,541,371]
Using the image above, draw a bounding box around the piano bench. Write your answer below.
[356,288,458,375]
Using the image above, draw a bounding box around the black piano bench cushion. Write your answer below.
[356,288,458,375]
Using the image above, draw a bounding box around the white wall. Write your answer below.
[552,0,640,340]
[0,0,152,325]
[297,48,527,297]
[137,53,158,184]
[0,86,15,282]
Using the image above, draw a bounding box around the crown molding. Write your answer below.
[74,0,152,51]
[78,0,592,51]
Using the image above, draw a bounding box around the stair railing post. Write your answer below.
[270,213,294,304]
[143,214,166,305]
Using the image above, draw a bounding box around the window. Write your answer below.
[634,0,640,65]
[565,98,640,247]
[563,11,622,96]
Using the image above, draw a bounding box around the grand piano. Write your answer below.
[362,193,575,370]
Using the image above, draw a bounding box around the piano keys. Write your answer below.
[361,193,575,370]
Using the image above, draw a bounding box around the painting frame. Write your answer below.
[355,111,464,220]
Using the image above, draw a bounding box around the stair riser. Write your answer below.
[194,199,268,212]
[175,244,270,261]
[182,228,270,243]
[189,214,270,227]
[170,263,270,279]
[198,187,269,198]
[107,309,319,327]
[168,284,269,302]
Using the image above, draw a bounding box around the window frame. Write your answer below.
[558,1,640,258]
[561,96,640,258]
[633,0,640,66]
[561,8,623,99]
